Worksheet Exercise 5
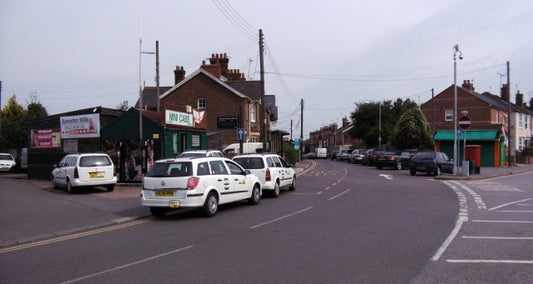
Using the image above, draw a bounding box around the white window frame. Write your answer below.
[250,103,256,123]
[445,109,453,122]
[197,98,206,109]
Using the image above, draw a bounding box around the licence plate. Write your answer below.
[169,200,180,208]
[156,191,174,197]
[89,172,104,178]
[417,166,426,170]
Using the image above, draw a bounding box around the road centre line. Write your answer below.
[0,219,150,254]
[463,236,533,240]
[249,206,313,229]
[61,245,194,284]
[328,189,351,201]
[489,198,533,211]
[447,259,533,264]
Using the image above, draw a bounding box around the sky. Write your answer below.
[1,0,533,140]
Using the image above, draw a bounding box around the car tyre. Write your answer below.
[289,176,296,191]
[51,175,58,189]
[376,165,382,170]
[67,179,74,194]
[249,184,261,205]
[202,192,218,217]
[271,182,280,198]
[106,184,115,192]
[410,169,416,176]
[150,207,167,217]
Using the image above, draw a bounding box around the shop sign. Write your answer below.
[60,113,100,139]
[30,129,61,148]
[166,110,193,127]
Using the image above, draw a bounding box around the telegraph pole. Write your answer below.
[156,40,160,113]
[507,61,511,167]
[300,99,304,161]
[259,29,266,152]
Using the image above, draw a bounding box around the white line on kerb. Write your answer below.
[472,219,533,224]
[328,189,351,201]
[447,259,533,264]
[463,236,533,240]
[250,206,313,229]
[61,245,194,284]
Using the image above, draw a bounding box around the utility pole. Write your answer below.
[156,40,160,113]
[507,61,512,168]
[300,99,304,161]
[259,29,266,152]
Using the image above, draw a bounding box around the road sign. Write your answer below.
[458,115,471,130]
[294,138,300,151]
[236,128,245,141]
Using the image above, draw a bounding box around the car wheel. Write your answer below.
[410,169,416,176]
[289,176,296,191]
[396,162,402,170]
[67,179,74,194]
[202,192,218,217]
[272,182,280,198]
[249,184,261,205]
[51,175,58,189]
[150,207,167,217]
[376,165,382,170]
[106,184,115,192]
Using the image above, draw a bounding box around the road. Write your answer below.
[0,160,531,283]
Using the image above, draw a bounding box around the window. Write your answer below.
[197,98,206,109]
[445,110,453,122]
[209,160,228,175]
[250,103,256,123]
[519,114,524,128]
[225,161,245,175]
[197,162,210,175]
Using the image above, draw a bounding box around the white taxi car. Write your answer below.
[233,153,296,198]
[0,153,16,172]
[51,153,117,193]
[141,157,262,217]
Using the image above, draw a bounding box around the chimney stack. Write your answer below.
[501,84,510,101]
[174,66,186,85]
[515,91,524,106]
[461,80,475,91]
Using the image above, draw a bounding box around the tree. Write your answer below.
[0,95,27,151]
[390,107,433,150]
[26,96,48,120]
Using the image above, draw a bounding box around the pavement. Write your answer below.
[1,162,532,249]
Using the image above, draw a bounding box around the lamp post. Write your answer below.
[378,102,382,150]
[453,44,463,175]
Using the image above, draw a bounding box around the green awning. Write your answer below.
[433,130,500,141]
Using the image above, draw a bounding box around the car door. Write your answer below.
[54,155,74,187]
[225,160,251,200]
[270,156,288,187]
[438,152,454,173]
[208,160,234,204]
[278,156,295,187]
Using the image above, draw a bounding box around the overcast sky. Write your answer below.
[1,0,532,139]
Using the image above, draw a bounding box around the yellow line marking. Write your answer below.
[1,219,150,254]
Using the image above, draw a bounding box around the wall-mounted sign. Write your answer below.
[30,129,61,149]
[217,115,239,129]
[60,113,100,139]
[192,135,200,147]
[166,110,193,127]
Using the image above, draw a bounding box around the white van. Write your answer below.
[316,148,327,159]
[223,142,264,155]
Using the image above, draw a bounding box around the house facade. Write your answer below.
[421,80,533,166]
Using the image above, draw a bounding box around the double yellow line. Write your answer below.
[1,219,149,254]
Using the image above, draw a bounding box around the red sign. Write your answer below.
[458,115,471,130]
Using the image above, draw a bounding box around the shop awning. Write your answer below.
[101,108,164,140]
[433,130,500,141]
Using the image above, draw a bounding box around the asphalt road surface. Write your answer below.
[1,160,531,283]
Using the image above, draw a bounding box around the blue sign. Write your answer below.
[294,138,300,151]
[237,128,245,141]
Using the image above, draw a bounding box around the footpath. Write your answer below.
[1,162,532,249]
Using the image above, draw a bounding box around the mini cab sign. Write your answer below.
[166,110,193,127]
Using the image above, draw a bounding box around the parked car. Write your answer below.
[0,153,16,172]
[336,149,352,161]
[303,152,317,159]
[375,151,412,170]
[362,149,385,166]
[316,148,327,159]
[330,150,339,160]
[409,151,454,176]
[233,153,296,197]
[348,149,367,163]
[177,150,224,158]
[51,153,117,193]
[141,157,262,217]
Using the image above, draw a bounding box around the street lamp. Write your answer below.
[453,44,463,175]
[378,102,382,150]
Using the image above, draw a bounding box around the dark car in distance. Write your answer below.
[362,149,385,166]
[375,151,412,170]
[409,151,454,176]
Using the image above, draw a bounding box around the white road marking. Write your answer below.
[472,219,533,224]
[249,206,313,229]
[447,259,533,264]
[489,198,533,211]
[379,174,393,180]
[463,235,533,240]
[61,245,194,283]
[328,189,351,201]
[451,181,486,209]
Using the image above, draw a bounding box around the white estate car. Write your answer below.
[233,153,296,198]
[141,157,262,217]
[0,153,16,172]
[51,153,117,194]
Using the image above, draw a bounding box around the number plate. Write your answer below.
[155,191,174,197]
[89,172,104,178]
[169,200,180,208]
[417,166,426,170]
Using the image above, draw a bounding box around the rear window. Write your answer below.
[234,157,264,169]
[79,156,112,167]
[413,152,436,159]
[147,162,192,177]
[0,154,13,160]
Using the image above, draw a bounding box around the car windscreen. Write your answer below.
[178,153,205,158]
[233,157,264,169]
[79,156,112,167]
[413,152,436,160]
[147,162,193,177]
